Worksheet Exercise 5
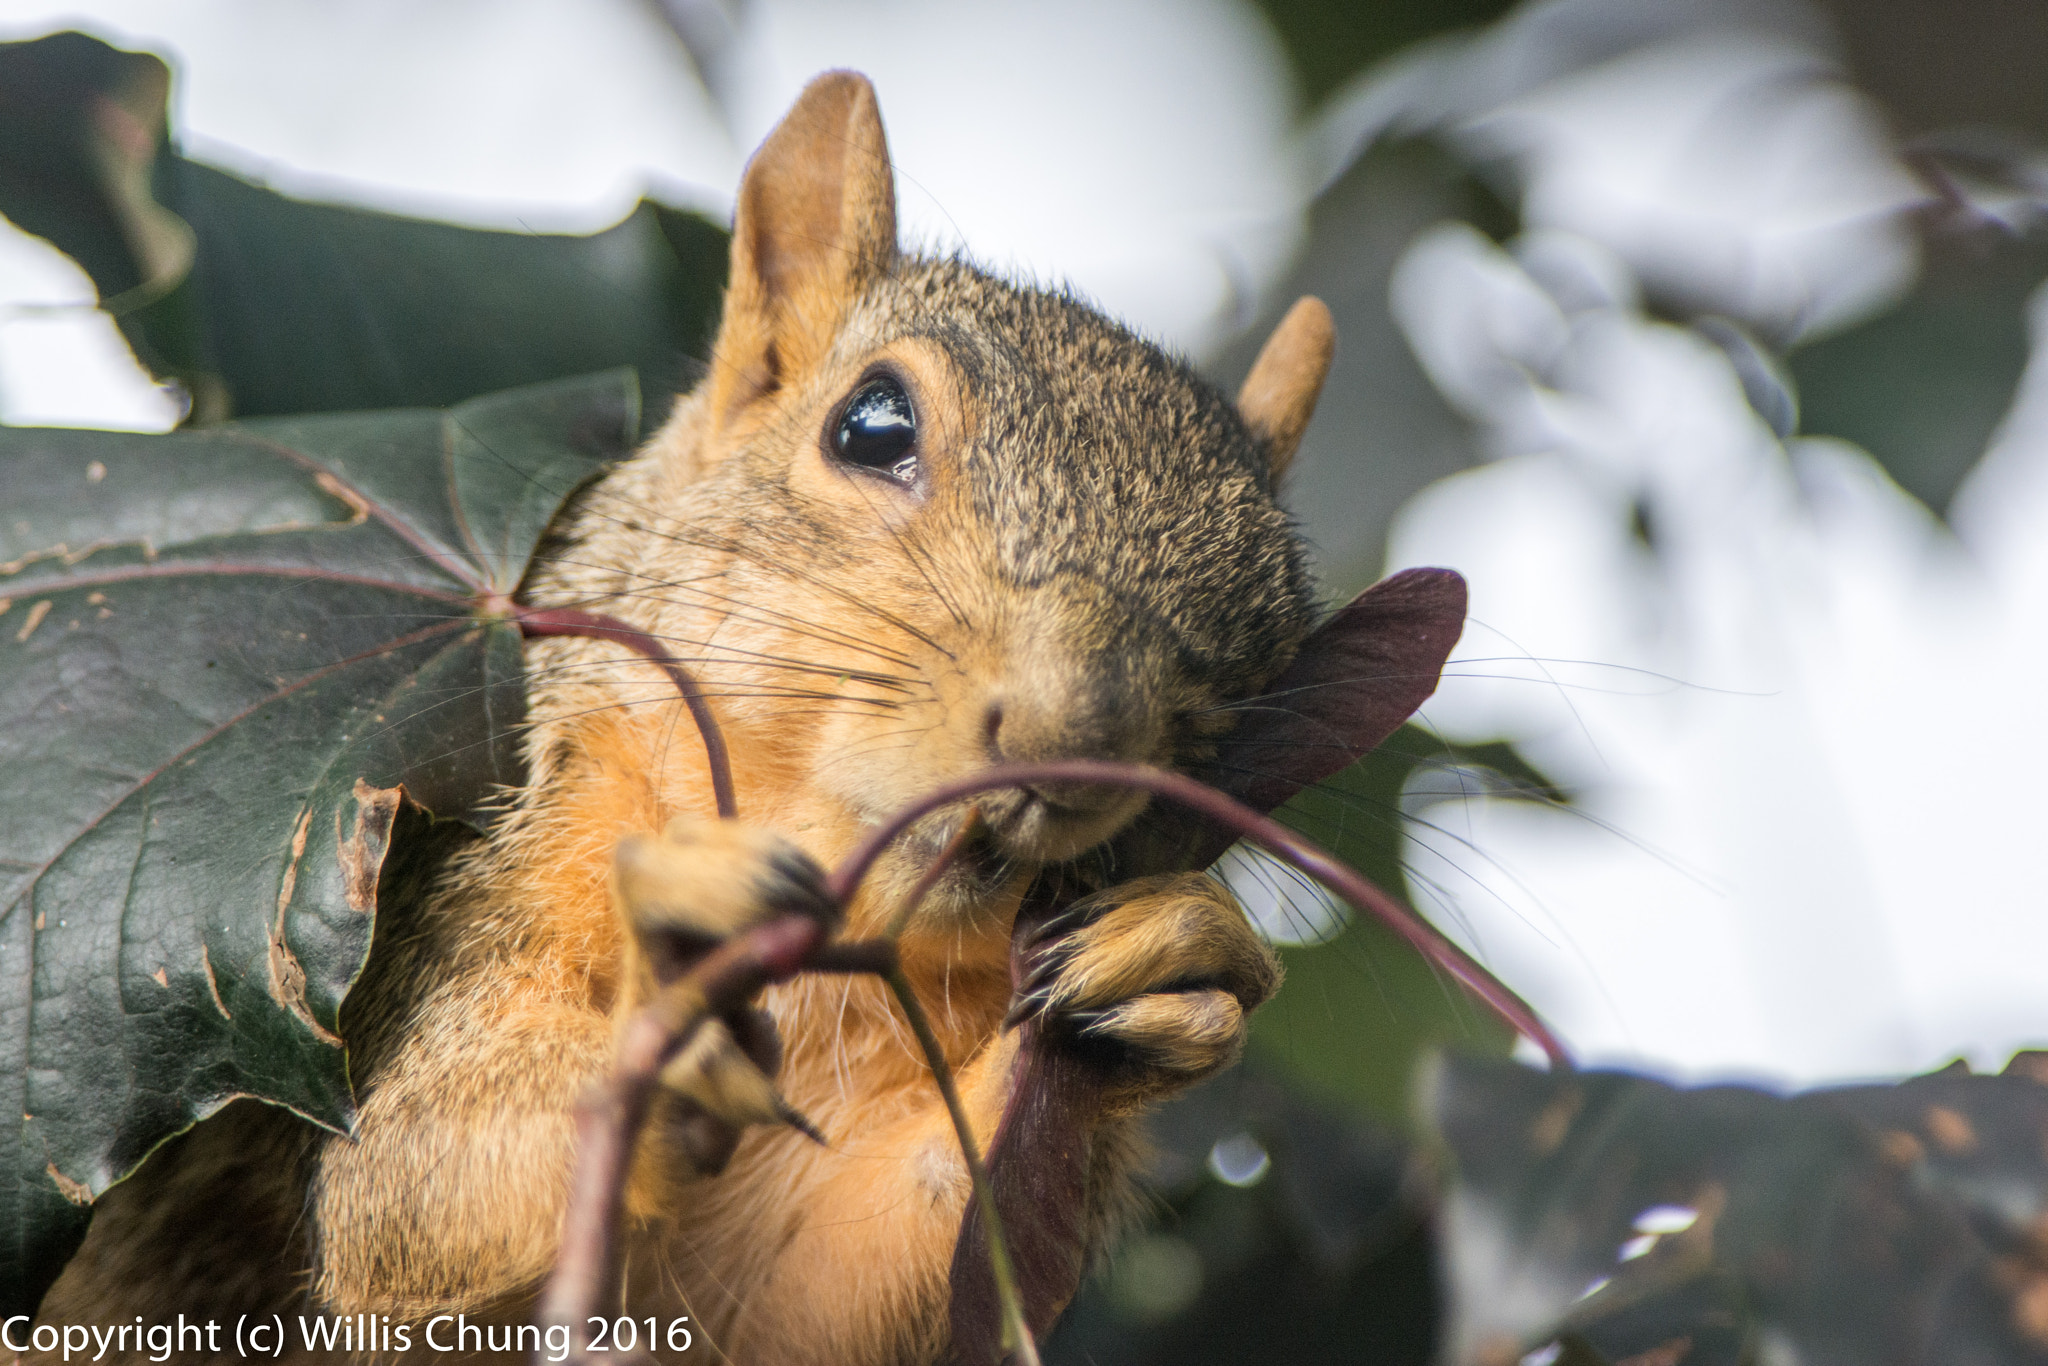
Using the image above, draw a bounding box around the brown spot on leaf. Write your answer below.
[2007,1051,2048,1089]
[1926,1105,1978,1155]
[33,911,43,932]
[337,780,402,917]
[1881,1129,1926,1166]
[1530,1087,1584,1155]
[2014,1268,2048,1346]
[1652,1184,1726,1276]
[1470,1336,1523,1366]
[85,460,106,484]
[14,599,51,643]
[274,808,311,920]
[2024,1210,2048,1263]
[150,966,167,988]
[1617,1339,1692,1366]
[85,592,105,606]
[201,944,231,1020]
[267,809,339,1047]
[0,539,141,577]
[46,1164,92,1205]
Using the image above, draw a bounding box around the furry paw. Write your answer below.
[1010,873,1280,1095]
[615,815,836,970]
[613,817,835,1172]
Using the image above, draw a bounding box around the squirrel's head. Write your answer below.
[610,72,1334,927]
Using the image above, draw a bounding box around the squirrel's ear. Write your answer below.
[1236,296,1335,479]
[709,70,898,431]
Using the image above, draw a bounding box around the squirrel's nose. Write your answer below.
[982,687,1160,780]
[976,676,1164,858]
[982,702,1006,765]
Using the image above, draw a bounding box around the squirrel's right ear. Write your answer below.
[708,71,897,433]
[1236,296,1335,480]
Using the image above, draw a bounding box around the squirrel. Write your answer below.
[38,71,1342,1364]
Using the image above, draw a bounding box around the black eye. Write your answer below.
[833,376,918,482]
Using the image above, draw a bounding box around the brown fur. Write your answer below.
[40,71,1335,1364]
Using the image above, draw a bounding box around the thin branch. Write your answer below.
[871,802,1040,1362]
[536,915,825,1360]
[887,965,1042,1366]
[827,759,1572,1068]
[515,605,738,819]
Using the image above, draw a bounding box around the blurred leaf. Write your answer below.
[0,30,729,424]
[1250,0,1518,111]
[0,370,634,1311]
[1426,1054,2048,1366]
[1211,138,1507,593]
[1789,233,2048,516]
[1248,724,1562,1125]
[146,164,726,422]
[1047,1058,1439,1366]
[1812,0,2048,142]
[0,32,183,305]
[1820,1056,2048,1282]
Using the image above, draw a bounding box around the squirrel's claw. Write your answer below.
[776,1102,828,1147]
[1001,873,1281,1095]
[1003,987,1052,1031]
[657,1012,825,1156]
[658,1018,785,1129]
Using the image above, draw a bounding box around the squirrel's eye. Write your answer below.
[833,376,918,482]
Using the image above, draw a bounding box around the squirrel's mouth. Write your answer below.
[977,780,1149,865]
[872,773,1155,922]
[890,780,1148,877]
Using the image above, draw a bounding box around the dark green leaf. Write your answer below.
[1425,1054,2048,1366]
[0,30,729,423]
[0,32,176,305]
[146,164,727,422]
[0,370,635,1310]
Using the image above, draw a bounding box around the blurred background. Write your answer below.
[6,0,2048,1359]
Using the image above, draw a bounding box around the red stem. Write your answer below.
[827,760,1571,1068]
[537,916,825,1359]
[514,606,738,820]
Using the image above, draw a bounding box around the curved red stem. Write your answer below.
[827,760,1571,1069]
[514,606,738,820]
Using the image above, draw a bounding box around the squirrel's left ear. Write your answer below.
[707,71,898,434]
[1236,296,1335,479]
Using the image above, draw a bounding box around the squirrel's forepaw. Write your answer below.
[613,817,835,1175]
[1011,873,1280,1099]
[615,815,836,964]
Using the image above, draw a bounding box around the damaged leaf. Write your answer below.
[0,370,636,1309]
